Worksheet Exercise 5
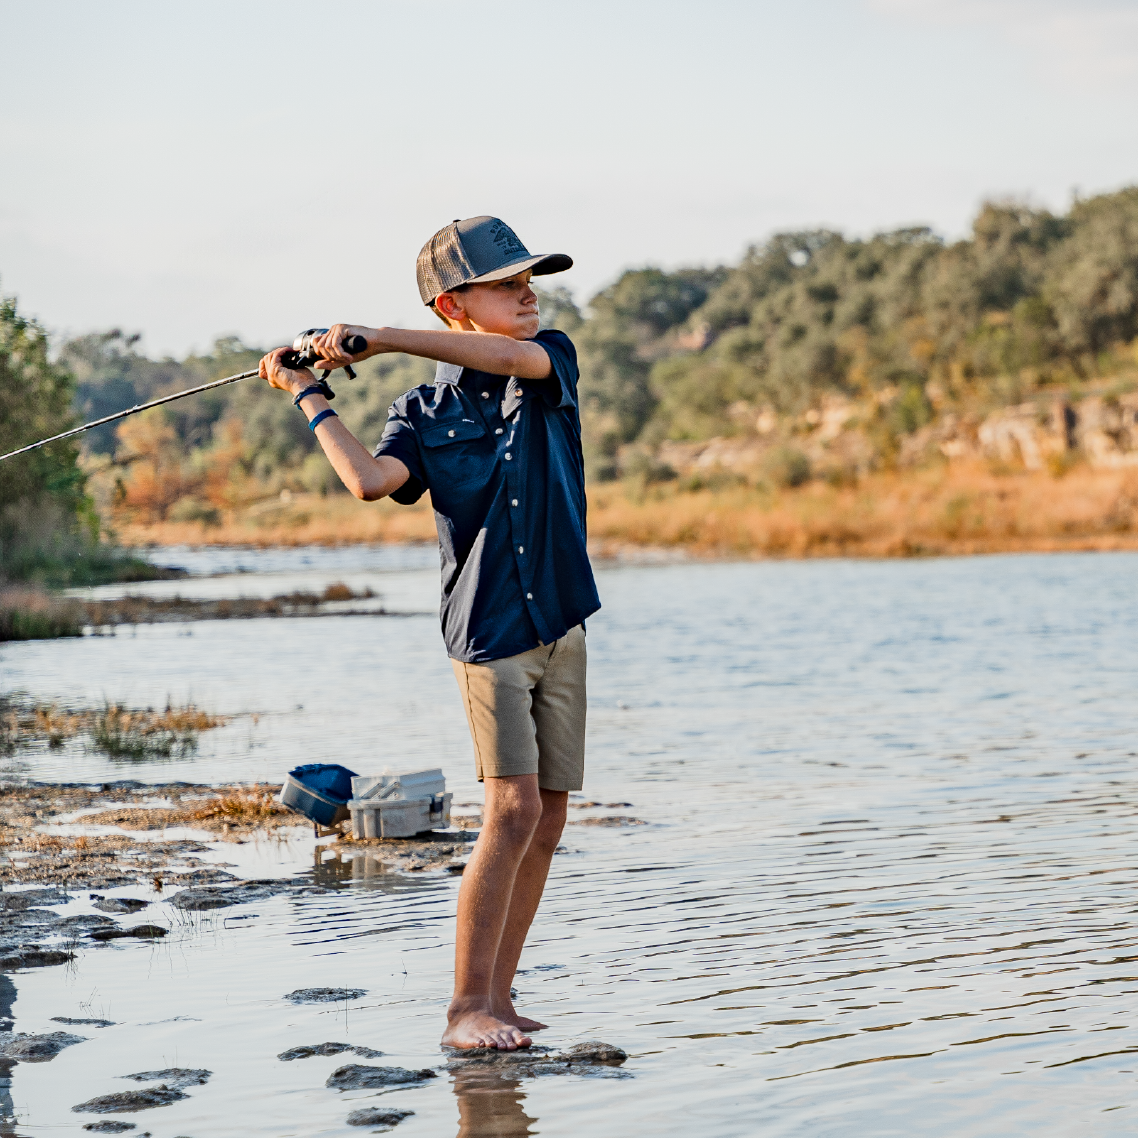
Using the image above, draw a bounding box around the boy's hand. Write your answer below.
[259,347,315,396]
[311,325,373,371]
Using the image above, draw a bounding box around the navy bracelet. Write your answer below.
[293,385,325,407]
[308,408,338,432]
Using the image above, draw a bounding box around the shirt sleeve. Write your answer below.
[533,329,579,409]
[373,400,426,505]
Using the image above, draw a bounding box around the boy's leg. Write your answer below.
[490,787,568,1029]
[444,773,543,1050]
[490,625,585,1027]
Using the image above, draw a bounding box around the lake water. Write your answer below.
[2,548,1138,1136]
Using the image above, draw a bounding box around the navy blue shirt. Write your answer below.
[374,329,601,663]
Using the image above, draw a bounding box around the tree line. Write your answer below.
[4,186,1138,580]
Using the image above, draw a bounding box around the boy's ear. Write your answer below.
[434,290,466,325]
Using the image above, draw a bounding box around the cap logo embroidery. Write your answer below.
[490,220,525,257]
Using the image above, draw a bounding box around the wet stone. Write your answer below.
[278,1042,383,1061]
[54,1016,115,1027]
[0,946,74,969]
[170,881,291,911]
[0,889,69,910]
[61,914,117,929]
[325,1064,436,1090]
[444,1040,630,1078]
[83,1123,136,1133]
[284,987,367,1004]
[345,1107,414,1128]
[122,1068,211,1089]
[72,1086,189,1113]
[89,925,167,941]
[0,1030,86,1061]
[93,898,150,914]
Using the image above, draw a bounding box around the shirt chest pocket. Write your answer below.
[419,418,490,487]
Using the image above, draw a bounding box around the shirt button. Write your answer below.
[518,545,524,554]
[526,592,533,600]
[447,429,455,437]
[495,428,503,435]
[505,452,512,460]
[517,389,523,395]
[481,391,489,399]
[511,499,518,507]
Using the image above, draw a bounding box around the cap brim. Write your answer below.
[465,252,573,286]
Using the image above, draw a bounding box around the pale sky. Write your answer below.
[2,0,1138,358]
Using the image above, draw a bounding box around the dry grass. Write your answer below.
[187,790,292,825]
[586,462,1138,558]
[110,492,437,548]
[0,588,83,641]
[103,464,1138,560]
[2,698,228,757]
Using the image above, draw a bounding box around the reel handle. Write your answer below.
[282,331,369,400]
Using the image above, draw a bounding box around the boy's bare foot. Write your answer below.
[443,1008,532,1050]
[492,997,547,1031]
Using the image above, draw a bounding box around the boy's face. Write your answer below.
[438,271,539,339]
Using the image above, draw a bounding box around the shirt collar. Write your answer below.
[435,361,463,386]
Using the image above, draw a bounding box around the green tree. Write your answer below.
[0,294,97,582]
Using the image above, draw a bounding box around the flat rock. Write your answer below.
[0,889,69,910]
[61,914,118,929]
[93,898,150,914]
[325,1064,436,1090]
[89,925,167,941]
[283,987,367,1004]
[53,1016,115,1027]
[278,1041,383,1061]
[0,946,74,969]
[346,1107,414,1127]
[122,1068,211,1089]
[0,1031,86,1061]
[169,881,290,911]
[73,1086,188,1113]
[83,1123,137,1133]
[445,1040,629,1078]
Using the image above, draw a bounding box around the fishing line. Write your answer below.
[0,329,365,463]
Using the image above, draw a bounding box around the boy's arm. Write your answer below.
[259,348,410,502]
[310,325,553,380]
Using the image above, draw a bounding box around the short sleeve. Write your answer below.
[374,402,426,505]
[533,329,579,409]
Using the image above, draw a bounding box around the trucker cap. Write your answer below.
[416,216,573,306]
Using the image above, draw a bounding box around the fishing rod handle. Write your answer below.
[282,330,369,399]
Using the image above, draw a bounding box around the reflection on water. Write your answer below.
[452,1069,537,1138]
[1,550,1138,1135]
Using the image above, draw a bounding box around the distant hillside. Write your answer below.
[11,185,1135,539]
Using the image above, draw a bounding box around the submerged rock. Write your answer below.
[53,1016,115,1027]
[89,925,167,941]
[278,1041,383,1061]
[0,1030,86,1061]
[93,898,150,914]
[325,1064,436,1090]
[346,1107,414,1127]
[122,1068,211,1089]
[83,1123,137,1133]
[283,987,367,1004]
[73,1086,188,1113]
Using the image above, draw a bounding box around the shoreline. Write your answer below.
[98,462,1138,562]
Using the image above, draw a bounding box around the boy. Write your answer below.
[259,216,600,1051]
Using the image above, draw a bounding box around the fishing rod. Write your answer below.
[0,328,366,463]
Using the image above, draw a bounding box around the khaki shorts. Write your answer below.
[450,625,586,792]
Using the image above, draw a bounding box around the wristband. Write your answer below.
[293,385,326,407]
[308,408,338,432]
